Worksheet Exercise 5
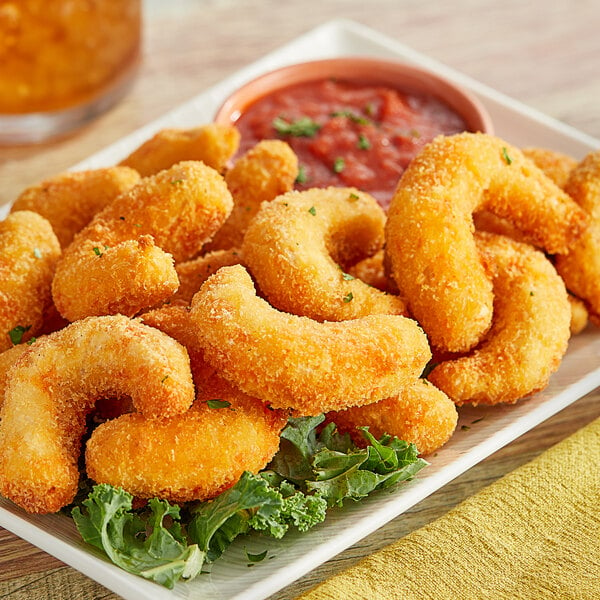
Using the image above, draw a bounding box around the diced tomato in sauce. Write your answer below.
[234,79,467,210]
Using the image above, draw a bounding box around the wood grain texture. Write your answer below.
[0,0,599,598]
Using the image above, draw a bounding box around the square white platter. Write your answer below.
[1,18,599,600]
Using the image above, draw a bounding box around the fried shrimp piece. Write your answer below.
[522,147,578,189]
[0,315,195,513]
[118,123,240,176]
[474,147,578,243]
[190,265,430,416]
[243,188,407,321]
[346,250,397,294]
[86,389,287,504]
[555,149,600,323]
[428,232,571,406]
[326,379,457,456]
[205,140,298,251]
[11,167,140,248]
[173,248,243,305]
[385,132,588,353]
[568,293,589,335]
[0,211,61,351]
[52,161,233,321]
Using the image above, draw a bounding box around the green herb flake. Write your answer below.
[161,375,170,384]
[26,337,37,346]
[8,325,31,345]
[364,102,376,117]
[472,417,485,424]
[341,271,355,281]
[308,206,317,216]
[170,179,184,185]
[295,165,308,184]
[33,247,42,259]
[357,133,371,150]
[207,399,232,410]
[330,110,370,125]
[93,246,103,257]
[502,147,513,165]
[245,548,268,563]
[273,116,321,138]
[461,425,471,431]
[348,192,360,201]
[343,292,354,303]
[530,290,535,296]
[333,157,345,173]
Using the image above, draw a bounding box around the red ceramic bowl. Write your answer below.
[214,57,493,135]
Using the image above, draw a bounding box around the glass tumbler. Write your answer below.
[0,0,141,144]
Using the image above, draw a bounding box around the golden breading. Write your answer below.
[11,167,140,248]
[205,139,298,251]
[0,315,194,513]
[243,187,406,321]
[428,232,571,406]
[52,161,233,321]
[189,265,430,416]
[385,132,587,353]
[0,211,61,351]
[326,379,457,456]
[118,123,240,176]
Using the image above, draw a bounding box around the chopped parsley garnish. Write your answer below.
[330,110,370,125]
[343,292,354,303]
[348,192,360,201]
[27,337,37,346]
[93,247,103,257]
[161,375,170,384]
[357,133,371,150]
[333,157,345,173]
[502,147,513,165]
[33,247,42,259]
[308,206,317,216]
[170,179,184,185]
[295,165,308,184]
[341,271,355,281]
[8,324,31,345]
[207,399,232,409]
[273,116,321,138]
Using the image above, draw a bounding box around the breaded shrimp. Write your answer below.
[428,232,571,406]
[243,187,406,321]
[85,387,287,504]
[326,379,458,456]
[0,211,61,351]
[52,161,233,321]
[11,167,140,248]
[0,315,194,513]
[555,149,600,323]
[173,248,243,305]
[385,132,588,352]
[205,139,299,251]
[189,265,430,416]
[118,123,240,176]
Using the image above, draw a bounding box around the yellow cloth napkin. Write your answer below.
[298,417,600,600]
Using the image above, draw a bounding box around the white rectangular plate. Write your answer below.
[1,18,599,600]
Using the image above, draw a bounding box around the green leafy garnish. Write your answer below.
[206,399,231,409]
[330,110,370,125]
[333,157,345,173]
[295,165,308,184]
[273,116,321,137]
[502,146,513,165]
[343,292,354,303]
[357,133,371,150]
[308,206,317,216]
[33,247,42,259]
[72,485,203,589]
[8,324,31,345]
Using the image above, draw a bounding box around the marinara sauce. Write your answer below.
[235,78,467,210]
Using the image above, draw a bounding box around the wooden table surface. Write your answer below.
[1,0,599,598]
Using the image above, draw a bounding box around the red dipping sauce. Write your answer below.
[234,78,468,210]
